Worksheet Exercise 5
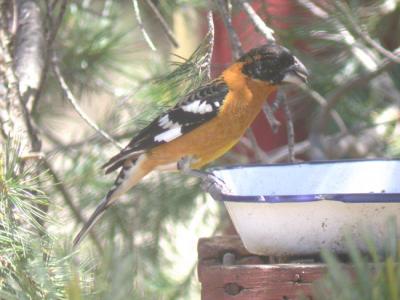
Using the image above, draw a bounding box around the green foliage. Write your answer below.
[0,139,74,299]
[311,219,400,300]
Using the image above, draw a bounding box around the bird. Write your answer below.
[73,43,308,247]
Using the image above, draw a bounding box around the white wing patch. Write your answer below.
[182,100,213,114]
[154,127,182,142]
[158,114,180,129]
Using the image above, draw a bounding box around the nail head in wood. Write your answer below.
[224,283,241,296]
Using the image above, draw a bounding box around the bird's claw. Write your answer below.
[200,172,230,200]
[177,156,230,199]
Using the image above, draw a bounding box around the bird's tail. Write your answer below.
[73,194,111,247]
[73,154,153,248]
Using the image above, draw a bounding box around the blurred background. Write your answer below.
[1,0,400,299]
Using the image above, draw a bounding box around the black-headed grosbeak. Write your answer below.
[73,43,308,246]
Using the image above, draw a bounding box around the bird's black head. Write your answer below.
[239,44,309,85]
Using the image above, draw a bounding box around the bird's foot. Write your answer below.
[199,172,230,200]
[177,156,230,200]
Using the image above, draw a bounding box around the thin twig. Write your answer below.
[42,158,104,254]
[204,10,215,80]
[262,103,281,133]
[52,59,123,150]
[270,91,285,113]
[235,0,275,42]
[267,140,309,163]
[245,129,270,162]
[297,0,328,19]
[32,0,67,114]
[47,0,67,46]
[131,0,156,51]
[143,0,179,48]
[295,82,348,134]
[43,123,145,155]
[260,92,284,136]
[20,94,42,151]
[216,0,243,59]
[281,91,295,162]
[11,0,18,35]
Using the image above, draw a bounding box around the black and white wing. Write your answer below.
[102,79,229,173]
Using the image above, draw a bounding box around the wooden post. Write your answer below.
[198,236,327,300]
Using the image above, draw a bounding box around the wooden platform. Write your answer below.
[197,236,327,300]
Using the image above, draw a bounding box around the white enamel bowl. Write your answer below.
[208,160,400,256]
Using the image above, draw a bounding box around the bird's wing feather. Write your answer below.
[102,79,229,173]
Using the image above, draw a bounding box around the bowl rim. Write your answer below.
[208,158,400,203]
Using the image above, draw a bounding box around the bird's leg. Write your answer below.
[177,156,230,200]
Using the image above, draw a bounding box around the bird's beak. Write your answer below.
[282,56,309,85]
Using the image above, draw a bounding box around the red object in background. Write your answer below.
[210,0,307,158]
